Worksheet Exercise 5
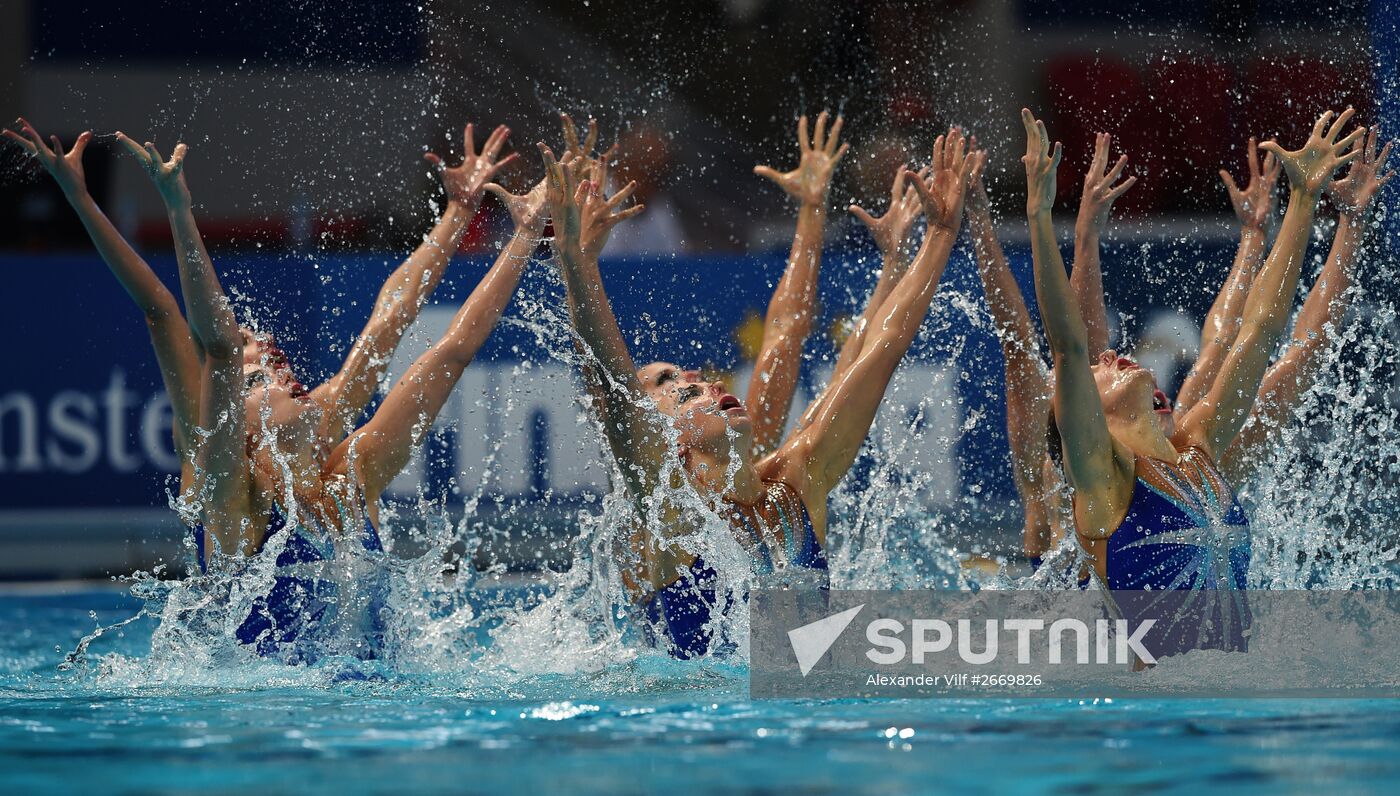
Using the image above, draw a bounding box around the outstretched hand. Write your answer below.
[3,119,94,197]
[485,177,550,237]
[116,133,191,210]
[850,165,924,258]
[1079,132,1137,229]
[1020,108,1062,216]
[560,113,601,160]
[488,112,610,238]
[541,143,644,264]
[1260,108,1366,198]
[425,123,519,206]
[754,110,849,207]
[1219,137,1281,230]
[1326,125,1394,219]
[965,136,994,216]
[907,126,975,232]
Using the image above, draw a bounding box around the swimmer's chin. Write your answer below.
[724,410,753,433]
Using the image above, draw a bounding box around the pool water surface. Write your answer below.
[3,588,1399,794]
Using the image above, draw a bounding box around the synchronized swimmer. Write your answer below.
[971,113,1391,581]
[4,97,1389,661]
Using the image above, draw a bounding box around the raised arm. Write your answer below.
[834,167,924,379]
[555,119,712,597]
[1223,126,1392,477]
[332,176,543,504]
[1071,133,1138,355]
[1176,138,1280,415]
[117,135,236,357]
[547,115,624,436]
[118,134,253,556]
[964,142,1055,555]
[1177,108,1365,458]
[5,120,201,456]
[794,165,923,432]
[1019,110,1134,537]
[539,144,665,502]
[784,128,968,496]
[312,123,518,443]
[746,111,849,455]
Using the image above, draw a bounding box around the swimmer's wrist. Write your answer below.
[879,248,908,271]
[558,250,596,271]
[64,186,96,207]
[444,195,486,225]
[1073,214,1103,237]
[930,219,961,235]
[1335,209,1362,228]
[163,197,193,215]
[965,200,993,228]
[510,227,545,251]
[1288,184,1321,204]
[58,178,92,200]
[797,199,828,222]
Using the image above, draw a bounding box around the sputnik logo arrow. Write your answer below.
[787,604,865,676]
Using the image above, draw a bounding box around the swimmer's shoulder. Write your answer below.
[755,450,826,543]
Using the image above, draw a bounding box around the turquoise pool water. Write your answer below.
[4,588,1400,794]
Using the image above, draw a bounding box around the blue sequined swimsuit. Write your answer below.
[1101,446,1252,655]
[642,480,828,659]
[192,497,386,661]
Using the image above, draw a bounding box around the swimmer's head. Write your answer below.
[636,361,751,453]
[1088,350,1174,437]
[240,327,318,438]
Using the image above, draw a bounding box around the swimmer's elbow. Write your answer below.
[1051,336,1088,369]
[765,314,813,347]
[1240,303,1291,344]
[141,296,182,325]
[202,336,243,362]
[198,312,245,361]
[1230,324,1281,368]
[1044,313,1089,358]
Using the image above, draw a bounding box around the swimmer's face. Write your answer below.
[240,327,270,368]
[1089,350,1174,436]
[241,330,316,433]
[243,363,317,431]
[637,361,751,450]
